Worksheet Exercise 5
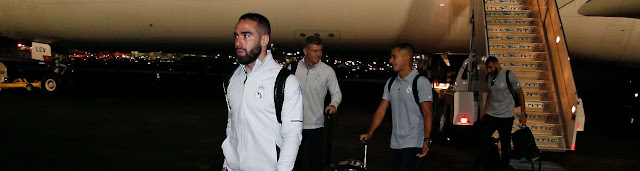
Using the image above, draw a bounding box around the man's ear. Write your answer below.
[403,50,413,61]
[303,46,309,56]
[261,35,270,47]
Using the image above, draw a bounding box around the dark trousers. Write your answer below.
[295,127,324,171]
[391,147,421,171]
[479,115,514,170]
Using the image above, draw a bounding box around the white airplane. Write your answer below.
[0,0,638,64]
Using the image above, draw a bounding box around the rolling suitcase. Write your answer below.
[332,140,367,171]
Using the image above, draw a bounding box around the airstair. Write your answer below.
[479,0,582,151]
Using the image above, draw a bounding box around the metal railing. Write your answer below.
[535,0,579,150]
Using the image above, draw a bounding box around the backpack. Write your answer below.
[288,61,299,74]
[512,126,542,170]
[387,74,433,111]
[486,70,521,107]
[223,65,292,123]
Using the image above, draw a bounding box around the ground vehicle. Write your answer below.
[0,42,66,94]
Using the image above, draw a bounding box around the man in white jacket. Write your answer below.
[291,36,342,171]
[222,13,303,171]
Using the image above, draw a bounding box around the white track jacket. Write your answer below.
[222,52,303,171]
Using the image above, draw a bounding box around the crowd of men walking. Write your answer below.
[220,13,526,171]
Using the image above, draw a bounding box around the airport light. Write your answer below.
[460,115,469,124]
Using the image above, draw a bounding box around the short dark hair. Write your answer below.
[392,43,415,56]
[485,56,499,65]
[305,36,322,47]
[239,13,271,36]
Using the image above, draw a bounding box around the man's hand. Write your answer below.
[222,167,226,171]
[416,141,429,158]
[325,105,337,114]
[519,113,528,125]
[359,133,372,141]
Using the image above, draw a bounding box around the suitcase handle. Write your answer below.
[362,140,367,169]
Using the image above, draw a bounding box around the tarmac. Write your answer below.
[1,60,639,170]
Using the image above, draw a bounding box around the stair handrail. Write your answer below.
[465,0,476,92]
[480,0,490,59]
[535,0,580,150]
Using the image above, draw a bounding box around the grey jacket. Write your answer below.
[291,59,342,129]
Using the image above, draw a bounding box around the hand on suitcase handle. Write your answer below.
[359,133,372,142]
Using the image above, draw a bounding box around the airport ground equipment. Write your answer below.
[479,0,583,151]
[0,76,41,92]
[443,0,585,152]
[0,42,66,94]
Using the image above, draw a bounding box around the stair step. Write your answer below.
[485,4,532,11]
[488,33,542,43]
[539,146,567,152]
[485,0,531,5]
[519,119,560,126]
[518,79,550,88]
[515,124,560,136]
[489,43,545,51]
[507,70,551,80]
[534,135,564,147]
[486,11,536,18]
[488,25,539,33]
[487,18,538,25]
[500,61,548,71]
[525,101,557,113]
[522,90,556,101]
[515,112,560,123]
[491,51,547,60]
[491,133,563,149]
[490,123,562,137]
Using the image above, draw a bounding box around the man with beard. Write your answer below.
[221,13,303,171]
[291,36,342,171]
[479,56,527,170]
[360,43,433,171]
